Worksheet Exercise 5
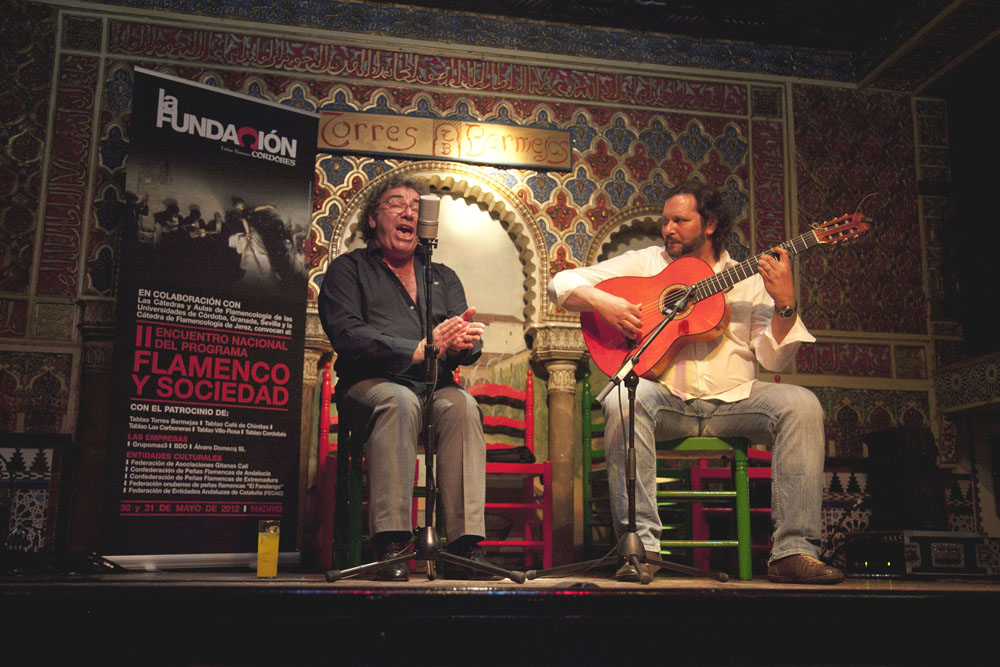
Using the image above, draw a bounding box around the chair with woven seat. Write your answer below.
[582,369,692,562]
[687,445,772,572]
[656,436,775,581]
[466,369,553,570]
[316,362,420,571]
[580,369,771,581]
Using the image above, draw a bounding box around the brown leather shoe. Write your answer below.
[614,550,662,582]
[767,554,844,584]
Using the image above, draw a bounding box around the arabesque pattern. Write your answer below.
[793,84,923,334]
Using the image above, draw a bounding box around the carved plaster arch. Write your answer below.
[586,203,663,265]
[327,161,550,328]
[27,367,68,395]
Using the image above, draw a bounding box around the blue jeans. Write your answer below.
[602,379,825,563]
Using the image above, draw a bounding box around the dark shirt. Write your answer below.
[319,243,481,396]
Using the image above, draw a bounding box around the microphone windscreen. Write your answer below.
[417,194,440,240]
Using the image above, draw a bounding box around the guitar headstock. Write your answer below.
[813,213,870,245]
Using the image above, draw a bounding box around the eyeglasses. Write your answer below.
[381,196,420,214]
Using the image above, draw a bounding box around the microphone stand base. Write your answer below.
[324,526,525,583]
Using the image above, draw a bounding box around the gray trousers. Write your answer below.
[339,378,487,543]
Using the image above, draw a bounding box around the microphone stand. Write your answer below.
[410,236,524,582]
[327,228,524,583]
[526,285,729,584]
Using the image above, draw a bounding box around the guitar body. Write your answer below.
[579,212,871,381]
[581,256,730,379]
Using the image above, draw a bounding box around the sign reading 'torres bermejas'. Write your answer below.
[318,111,572,170]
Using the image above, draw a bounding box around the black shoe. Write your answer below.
[614,550,661,582]
[372,540,410,581]
[441,542,503,581]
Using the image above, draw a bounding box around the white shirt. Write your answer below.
[547,244,815,402]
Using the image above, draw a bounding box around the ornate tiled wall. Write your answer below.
[0,351,72,433]
[791,83,938,461]
[0,440,65,559]
[1,1,68,562]
[914,96,965,370]
[86,0,856,82]
[793,84,922,334]
[1,2,56,323]
[0,0,964,552]
[94,18,780,308]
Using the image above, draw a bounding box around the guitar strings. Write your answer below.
[609,215,862,330]
[629,232,819,319]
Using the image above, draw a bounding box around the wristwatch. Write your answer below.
[776,304,796,318]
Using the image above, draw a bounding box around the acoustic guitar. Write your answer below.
[581,213,870,379]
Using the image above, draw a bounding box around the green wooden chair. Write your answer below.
[581,369,766,581]
[582,369,692,563]
[318,362,421,571]
[581,371,610,559]
[656,436,755,581]
[317,362,365,570]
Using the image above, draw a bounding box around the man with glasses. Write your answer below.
[319,176,496,580]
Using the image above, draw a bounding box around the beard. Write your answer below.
[664,229,708,259]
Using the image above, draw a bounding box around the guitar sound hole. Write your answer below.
[659,285,695,318]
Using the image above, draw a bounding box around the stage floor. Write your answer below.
[4,565,999,665]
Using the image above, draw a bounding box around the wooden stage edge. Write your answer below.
[3,569,999,665]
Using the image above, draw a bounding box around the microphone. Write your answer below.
[417,194,440,242]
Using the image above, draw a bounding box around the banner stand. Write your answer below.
[102,67,318,560]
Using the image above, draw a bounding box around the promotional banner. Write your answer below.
[103,68,318,557]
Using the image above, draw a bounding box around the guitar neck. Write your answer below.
[692,228,820,301]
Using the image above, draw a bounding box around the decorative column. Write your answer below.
[528,324,588,565]
[70,300,117,552]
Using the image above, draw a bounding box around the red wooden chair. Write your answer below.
[318,363,552,571]
[316,362,340,571]
[317,363,367,571]
[466,370,553,570]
